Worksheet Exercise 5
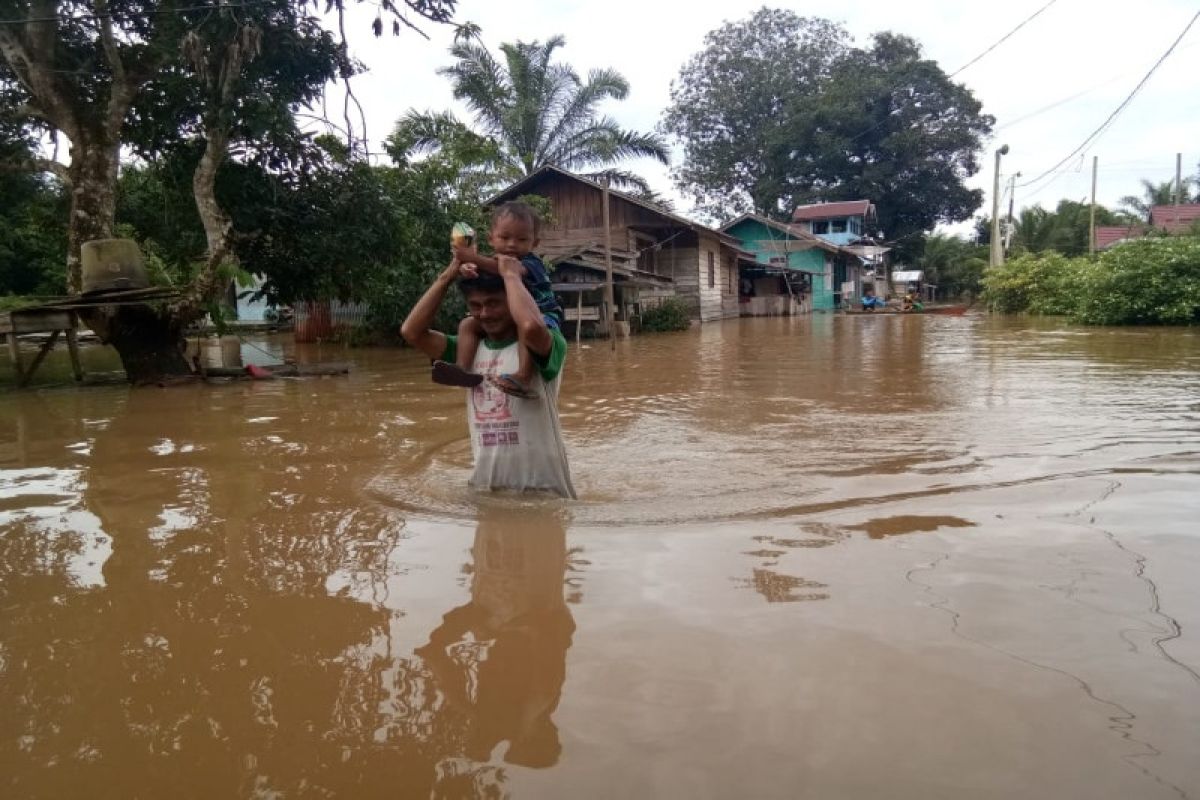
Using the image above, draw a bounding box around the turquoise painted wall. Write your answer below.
[724,219,835,310]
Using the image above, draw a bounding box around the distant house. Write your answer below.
[720,214,847,313]
[1094,204,1200,251]
[1094,224,1148,252]
[1149,204,1200,235]
[791,200,875,246]
[790,200,893,304]
[487,166,742,331]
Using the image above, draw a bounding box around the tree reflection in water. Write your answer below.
[0,387,574,799]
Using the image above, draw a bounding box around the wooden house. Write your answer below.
[721,213,854,313]
[486,166,742,332]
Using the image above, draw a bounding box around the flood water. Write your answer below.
[2,315,1199,799]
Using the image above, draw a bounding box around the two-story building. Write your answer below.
[719,213,844,314]
[487,166,743,332]
[791,200,891,305]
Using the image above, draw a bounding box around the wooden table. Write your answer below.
[2,307,84,387]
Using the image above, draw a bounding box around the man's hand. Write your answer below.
[452,243,477,265]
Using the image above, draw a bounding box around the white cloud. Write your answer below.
[325,0,1200,233]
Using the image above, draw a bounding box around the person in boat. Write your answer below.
[861,287,887,311]
[401,252,576,499]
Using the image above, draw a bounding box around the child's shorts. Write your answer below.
[544,314,561,331]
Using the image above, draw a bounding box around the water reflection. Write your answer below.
[848,515,977,539]
[3,317,1199,798]
[0,380,574,797]
[416,511,573,789]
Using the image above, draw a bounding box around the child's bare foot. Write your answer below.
[490,373,537,399]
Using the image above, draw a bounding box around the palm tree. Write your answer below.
[393,36,669,193]
[1119,178,1195,222]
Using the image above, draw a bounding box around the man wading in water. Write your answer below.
[401,254,576,499]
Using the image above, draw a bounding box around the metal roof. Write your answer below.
[792,200,874,221]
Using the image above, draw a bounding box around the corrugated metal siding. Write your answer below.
[294,300,371,328]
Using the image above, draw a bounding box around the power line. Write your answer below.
[848,0,1060,143]
[993,39,1200,134]
[947,0,1059,79]
[1017,7,1200,190]
[0,1,279,26]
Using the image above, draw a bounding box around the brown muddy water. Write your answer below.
[2,315,1199,799]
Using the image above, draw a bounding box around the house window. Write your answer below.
[831,218,847,233]
[707,252,715,288]
[849,217,861,235]
[635,235,657,274]
[812,220,830,235]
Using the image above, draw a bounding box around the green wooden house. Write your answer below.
[720,214,847,313]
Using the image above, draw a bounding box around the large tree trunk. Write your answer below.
[68,141,193,383]
[65,141,119,294]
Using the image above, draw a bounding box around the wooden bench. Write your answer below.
[2,308,84,387]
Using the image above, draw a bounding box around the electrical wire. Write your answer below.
[1017,7,1200,190]
[848,0,1060,143]
[947,0,1060,79]
[0,1,279,26]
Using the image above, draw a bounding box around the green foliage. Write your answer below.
[1119,178,1197,222]
[395,35,668,194]
[1074,237,1200,325]
[661,10,850,218]
[1011,200,1129,257]
[0,176,68,295]
[982,237,1200,325]
[916,234,988,299]
[0,133,68,295]
[639,298,692,333]
[663,14,992,237]
[983,252,1079,316]
[0,294,39,312]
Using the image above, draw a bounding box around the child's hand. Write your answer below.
[451,243,477,264]
[458,261,479,278]
[496,255,522,279]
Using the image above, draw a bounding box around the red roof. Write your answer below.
[1149,204,1200,234]
[1094,225,1147,250]
[792,200,873,221]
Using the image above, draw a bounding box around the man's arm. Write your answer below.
[400,260,460,359]
[498,255,552,357]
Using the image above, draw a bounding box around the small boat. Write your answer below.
[922,304,969,316]
[842,304,969,316]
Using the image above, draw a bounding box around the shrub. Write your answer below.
[639,298,691,333]
[1075,236,1200,325]
[982,236,1200,325]
[982,251,1083,315]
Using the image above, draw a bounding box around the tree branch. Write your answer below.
[93,0,136,138]
[0,2,83,142]
[0,156,72,184]
[93,0,127,87]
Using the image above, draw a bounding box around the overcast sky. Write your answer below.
[322,0,1199,233]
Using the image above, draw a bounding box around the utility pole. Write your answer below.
[1175,152,1183,229]
[990,144,1009,267]
[1005,172,1022,255]
[1089,155,1098,257]
[602,177,615,350]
